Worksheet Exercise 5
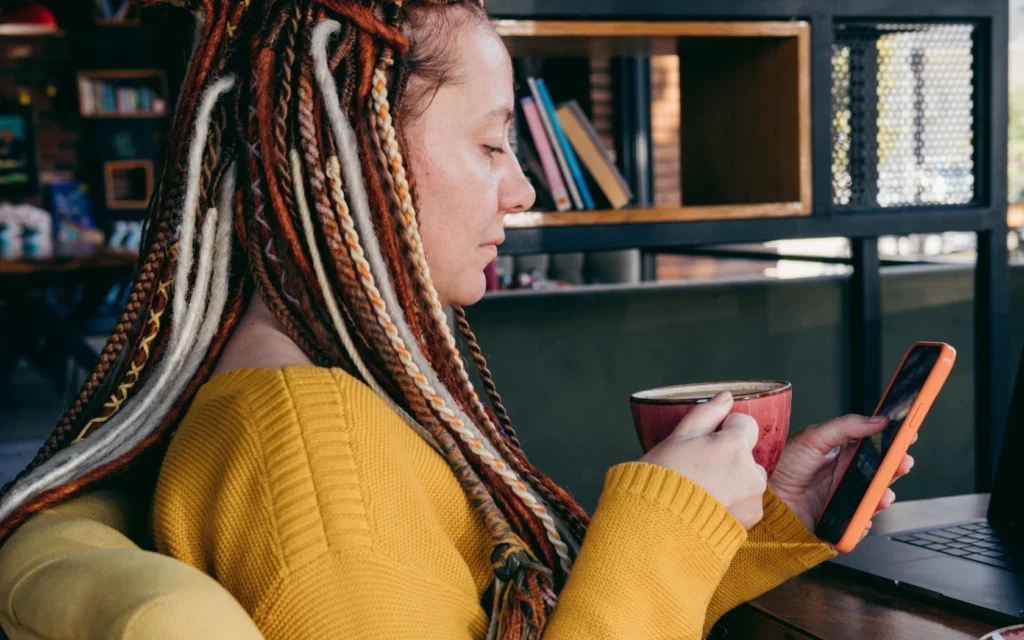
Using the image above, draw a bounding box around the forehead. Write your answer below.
[452,23,513,93]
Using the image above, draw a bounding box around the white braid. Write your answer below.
[289,148,442,455]
[105,160,236,464]
[0,77,236,522]
[313,21,571,574]
[368,69,493,415]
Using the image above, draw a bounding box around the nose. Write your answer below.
[500,158,536,214]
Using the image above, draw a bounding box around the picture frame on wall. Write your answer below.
[0,103,39,199]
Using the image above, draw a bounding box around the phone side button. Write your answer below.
[906,406,923,430]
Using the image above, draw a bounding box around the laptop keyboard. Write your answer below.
[892,521,1016,570]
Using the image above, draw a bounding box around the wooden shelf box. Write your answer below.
[497,20,811,228]
[104,159,154,210]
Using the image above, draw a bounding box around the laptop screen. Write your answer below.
[988,345,1024,534]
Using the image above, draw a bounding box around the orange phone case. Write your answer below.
[821,341,956,553]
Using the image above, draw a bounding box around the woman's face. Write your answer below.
[403,19,535,307]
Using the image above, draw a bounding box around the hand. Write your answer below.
[640,392,767,529]
[769,415,916,532]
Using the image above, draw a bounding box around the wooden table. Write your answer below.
[0,247,138,399]
[0,246,138,285]
[715,494,1011,639]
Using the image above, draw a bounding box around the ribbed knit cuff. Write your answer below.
[760,488,837,569]
[603,462,747,565]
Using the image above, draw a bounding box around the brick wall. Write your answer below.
[589,55,683,208]
[0,35,77,203]
[651,55,682,207]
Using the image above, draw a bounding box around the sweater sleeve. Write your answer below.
[544,462,747,639]
[704,489,836,636]
[546,464,835,639]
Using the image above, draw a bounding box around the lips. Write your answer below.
[478,244,499,260]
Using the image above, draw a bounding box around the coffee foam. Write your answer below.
[632,380,788,402]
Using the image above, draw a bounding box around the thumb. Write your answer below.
[804,414,890,453]
[670,391,734,440]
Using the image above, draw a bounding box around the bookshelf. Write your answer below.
[503,202,806,229]
[77,69,169,119]
[488,1,1010,495]
[497,20,812,227]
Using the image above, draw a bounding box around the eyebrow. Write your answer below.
[486,106,515,125]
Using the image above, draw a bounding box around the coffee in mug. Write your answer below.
[630,380,792,477]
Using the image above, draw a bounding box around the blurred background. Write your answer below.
[0,0,1022,512]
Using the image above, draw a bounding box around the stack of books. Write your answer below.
[516,77,633,212]
[79,78,166,117]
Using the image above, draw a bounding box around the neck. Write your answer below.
[211,294,314,379]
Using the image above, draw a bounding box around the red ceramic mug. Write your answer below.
[630,380,793,478]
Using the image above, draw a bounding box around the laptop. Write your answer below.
[831,347,1024,622]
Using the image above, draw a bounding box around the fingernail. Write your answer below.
[869,416,890,424]
[907,455,915,469]
[710,391,732,404]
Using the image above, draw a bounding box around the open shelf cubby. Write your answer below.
[496,20,811,228]
[104,159,154,210]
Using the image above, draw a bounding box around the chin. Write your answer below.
[445,273,487,307]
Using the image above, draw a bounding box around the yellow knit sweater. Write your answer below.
[152,366,834,639]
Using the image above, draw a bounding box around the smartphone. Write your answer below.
[815,341,956,553]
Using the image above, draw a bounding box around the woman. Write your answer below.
[0,0,912,637]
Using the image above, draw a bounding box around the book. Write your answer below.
[527,77,582,210]
[116,87,131,114]
[534,79,594,210]
[512,109,557,211]
[49,181,100,249]
[556,100,633,209]
[139,86,153,112]
[102,83,117,113]
[520,97,571,212]
[78,76,95,115]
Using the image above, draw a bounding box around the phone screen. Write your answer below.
[816,344,943,543]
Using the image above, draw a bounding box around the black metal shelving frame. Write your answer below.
[489,0,1011,491]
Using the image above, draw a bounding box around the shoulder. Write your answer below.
[179,365,402,442]
[154,365,436,556]
[154,366,490,624]
[154,366,404,605]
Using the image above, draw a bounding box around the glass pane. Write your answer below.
[1010,0,1024,202]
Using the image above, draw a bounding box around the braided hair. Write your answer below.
[0,1,590,636]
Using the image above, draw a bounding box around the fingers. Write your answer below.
[719,412,759,451]
[874,488,896,514]
[861,520,873,541]
[735,498,765,530]
[803,414,889,453]
[671,391,734,440]
[891,455,914,484]
[718,413,766,529]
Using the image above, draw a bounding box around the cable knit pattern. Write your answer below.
[152,366,834,639]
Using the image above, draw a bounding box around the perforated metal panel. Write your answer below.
[832,23,977,209]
